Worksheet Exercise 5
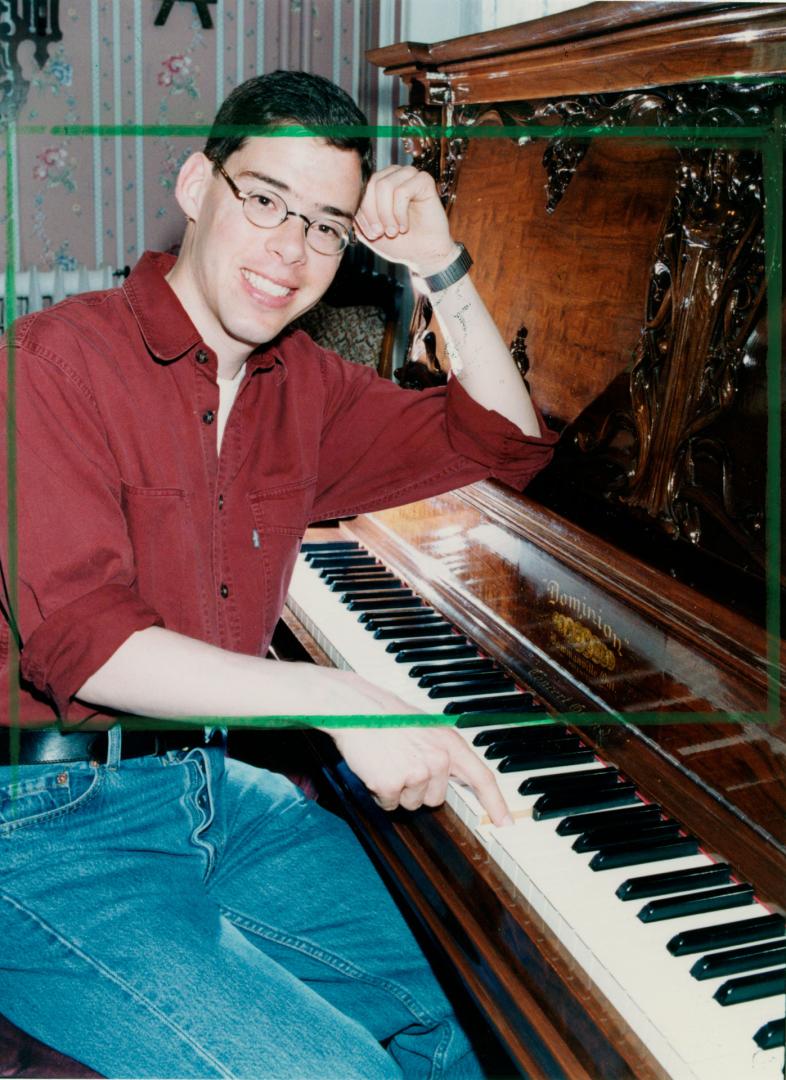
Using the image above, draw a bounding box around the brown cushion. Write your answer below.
[291,303,386,369]
[0,1014,102,1078]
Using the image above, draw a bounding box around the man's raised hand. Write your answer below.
[353,165,458,277]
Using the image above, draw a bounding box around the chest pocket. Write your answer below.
[248,477,316,643]
[120,482,206,638]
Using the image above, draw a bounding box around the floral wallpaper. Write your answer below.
[1,0,402,276]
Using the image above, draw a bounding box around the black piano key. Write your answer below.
[346,594,419,611]
[485,734,583,760]
[386,635,466,654]
[410,659,496,678]
[532,781,637,817]
[500,749,596,773]
[557,804,664,837]
[375,622,453,640]
[691,941,786,981]
[420,665,505,688]
[363,613,441,629]
[714,968,786,1007]
[302,540,360,553]
[453,701,544,726]
[396,644,477,663]
[323,570,392,584]
[332,578,401,593]
[519,767,620,796]
[616,862,732,901]
[429,678,514,700]
[311,557,378,570]
[445,693,543,715]
[573,819,681,853]
[473,723,564,746]
[638,883,755,923]
[667,914,786,957]
[754,1018,786,1050]
[321,563,388,575]
[590,835,698,870]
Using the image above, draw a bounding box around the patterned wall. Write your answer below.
[1,0,402,274]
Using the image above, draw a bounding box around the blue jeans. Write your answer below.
[0,730,484,1079]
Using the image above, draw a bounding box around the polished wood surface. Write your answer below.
[369,3,786,101]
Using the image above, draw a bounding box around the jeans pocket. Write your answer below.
[0,766,101,832]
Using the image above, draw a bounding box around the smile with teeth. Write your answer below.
[242,268,293,298]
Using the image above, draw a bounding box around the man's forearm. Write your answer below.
[427,271,540,438]
[76,625,418,721]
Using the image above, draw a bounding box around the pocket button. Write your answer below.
[56,772,68,786]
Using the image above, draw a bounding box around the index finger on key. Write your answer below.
[449,743,513,828]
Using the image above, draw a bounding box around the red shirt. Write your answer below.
[1,252,557,727]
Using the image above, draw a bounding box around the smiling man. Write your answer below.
[0,72,556,1078]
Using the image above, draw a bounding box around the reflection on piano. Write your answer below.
[278,4,786,1078]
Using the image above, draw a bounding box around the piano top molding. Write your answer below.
[367,2,786,104]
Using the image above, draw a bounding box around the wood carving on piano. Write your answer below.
[282,4,786,1078]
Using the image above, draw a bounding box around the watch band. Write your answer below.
[414,243,473,292]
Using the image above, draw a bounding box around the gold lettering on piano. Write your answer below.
[550,612,617,672]
[544,583,621,665]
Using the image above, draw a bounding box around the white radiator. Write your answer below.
[0,264,123,334]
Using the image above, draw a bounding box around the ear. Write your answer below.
[174,152,212,221]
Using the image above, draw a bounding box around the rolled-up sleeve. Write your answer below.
[443,375,558,490]
[2,328,162,722]
[310,346,558,521]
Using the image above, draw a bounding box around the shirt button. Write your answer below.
[220,583,229,599]
[218,494,224,510]
[195,349,209,364]
[202,410,215,425]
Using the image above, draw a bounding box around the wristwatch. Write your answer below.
[413,243,473,293]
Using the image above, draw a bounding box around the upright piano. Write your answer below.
[280,4,786,1077]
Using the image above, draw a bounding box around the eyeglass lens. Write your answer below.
[242,188,349,255]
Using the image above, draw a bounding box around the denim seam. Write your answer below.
[0,891,234,1079]
[219,903,440,1029]
[429,1014,451,1080]
[0,768,104,835]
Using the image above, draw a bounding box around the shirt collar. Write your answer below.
[122,251,284,375]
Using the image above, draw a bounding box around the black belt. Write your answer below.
[0,727,224,767]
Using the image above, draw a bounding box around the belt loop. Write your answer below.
[105,725,122,769]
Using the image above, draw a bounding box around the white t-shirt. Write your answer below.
[216,364,245,452]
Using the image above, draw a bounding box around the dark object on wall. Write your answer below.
[154,0,216,30]
[0,0,62,121]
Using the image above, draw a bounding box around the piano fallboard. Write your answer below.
[337,499,786,911]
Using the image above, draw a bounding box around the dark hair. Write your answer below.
[204,70,373,185]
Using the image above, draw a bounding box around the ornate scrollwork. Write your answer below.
[618,141,766,554]
[397,105,441,184]
[475,80,786,213]
[566,80,779,558]
[509,325,531,384]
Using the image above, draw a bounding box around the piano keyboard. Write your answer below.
[287,541,786,1080]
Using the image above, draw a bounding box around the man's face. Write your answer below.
[179,136,363,359]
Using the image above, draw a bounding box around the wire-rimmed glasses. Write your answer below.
[210,159,354,256]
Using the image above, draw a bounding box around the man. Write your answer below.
[0,72,556,1077]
